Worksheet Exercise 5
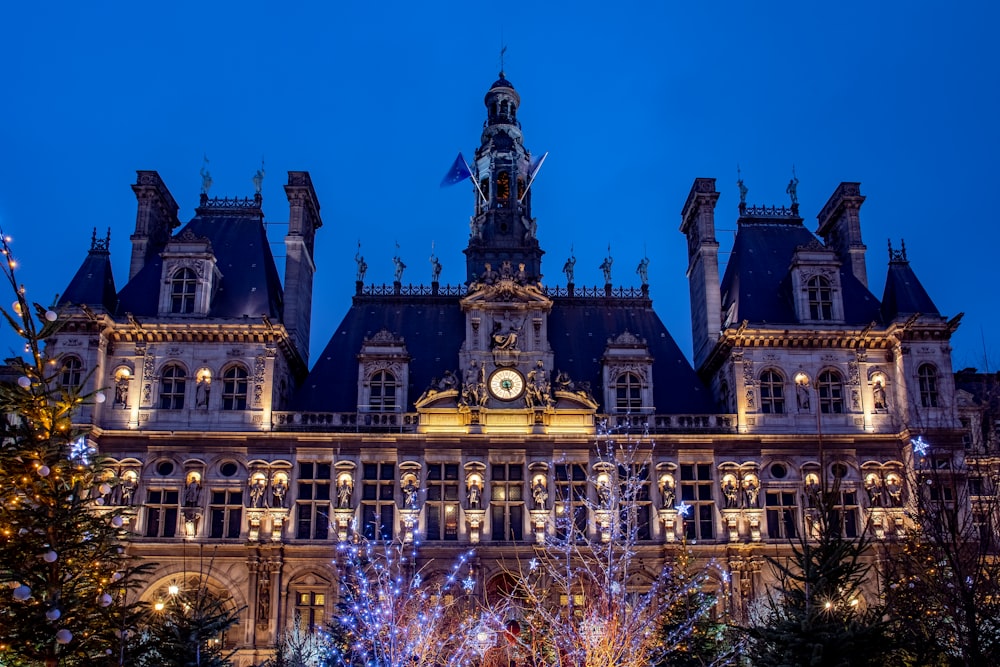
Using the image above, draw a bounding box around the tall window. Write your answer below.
[170,268,197,314]
[918,364,939,408]
[361,463,395,540]
[759,370,785,414]
[765,491,798,539]
[554,463,588,541]
[60,357,83,387]
[296,591,326,633]
[295,462,331,540]
[618,463,651,540]
[209,490,243,539]
[680,464,715,541]
[614,372,642,412]
[425,463,460,541]
[832,490,859,538]
[818,369,844,414]
[368,371,397,411]
[221,365,248,410]
[491,464,524,541]
[145,489,179,537]
[806,276,833,320]
[159,364,186,410]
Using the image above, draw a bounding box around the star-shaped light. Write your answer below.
[412,574,422,588]
[912,435,930,457]
[462,575,476,592]
[528,558,539,572]
[674,502,692,517]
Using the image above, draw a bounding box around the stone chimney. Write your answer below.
[680,178,721,370]
[283,171,322,366]
[816,182,867,288]
[129,171,179,281]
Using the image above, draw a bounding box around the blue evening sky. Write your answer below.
[1,2,997,370]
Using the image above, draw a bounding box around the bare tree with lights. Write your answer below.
[483,421,734,667]
[327,536,484,667]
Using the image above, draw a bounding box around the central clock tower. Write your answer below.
[463,73,544,285]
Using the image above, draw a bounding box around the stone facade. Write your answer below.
[50,73,968,665]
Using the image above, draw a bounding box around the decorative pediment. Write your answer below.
[608,330,646,346]
[365,328,404,345]
[462,261,551,307]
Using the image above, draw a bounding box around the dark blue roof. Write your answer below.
[720,220,882,327]
[59,248,118,312]
[294,294,712,414]
[116,211,283,320]
[881,259,940,321]
[490,73,515,90]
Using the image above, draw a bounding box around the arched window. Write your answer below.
[806,276,833,320]
[170,268,197,314]
[60,356,83,387]
[159,364,187,410]
[759,370,785,414]
[918,364,939,408]
[368,370,397,411]
[614,372,642,412]
[818,369,844,414]
[221,366,249,411]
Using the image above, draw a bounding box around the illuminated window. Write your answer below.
[497,171,510,200]
[296,591,327,633]
[170,268,197,314]
[159,364,186,410]
[426,463,460,541]
[555,463,588,541]
[491,464,524,542]
[759,370,785,414]
[368,371,397,411]
[221,365,248,410]
[918,364,939,408]
[806,276,833,320]
[818,370,844,414]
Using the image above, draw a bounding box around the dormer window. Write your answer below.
[614,372,642,412]
[368,370,397,411]
[806,276,833,320]
[170,268,197,314]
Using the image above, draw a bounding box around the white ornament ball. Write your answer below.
[99,593,113,607]
[17,376,30,389]
[111,515,124,528]
[46,608,61,621]
[45,310,57,322]
[43,550,58,563]
[13,585,31,601]
[37,465,50,477]
[95,497,105,506]
[95,392,106,404]
[99,483,112,495]
[56,629,72,644]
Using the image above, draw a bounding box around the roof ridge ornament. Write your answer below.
[888,238,908,263]
[90,227,111,253]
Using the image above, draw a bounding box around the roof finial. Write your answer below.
[888,238,908,263]
[499,44,507,77]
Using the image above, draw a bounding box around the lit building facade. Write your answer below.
[51,73,965,664]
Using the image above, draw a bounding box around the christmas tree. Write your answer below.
[0,233,142,666]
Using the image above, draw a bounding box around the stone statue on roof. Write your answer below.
[430,245,442,282]
[563,250,576,283]
[355,243,367,282]
[599,246,613,284]
[636,256,649,286]
[253,160,265,195]
[393,243,406,282]
[199,156,212,195]
[786,167,799,205]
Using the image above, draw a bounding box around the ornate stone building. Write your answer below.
[51,73,965,664]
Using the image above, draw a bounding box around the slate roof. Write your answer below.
[115,207,283,320]
[881,258,940,321]
[294,294,713,414]
[59,247,118,312]
[720,217,883,327]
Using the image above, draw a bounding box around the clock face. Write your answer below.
[489,368,525,401]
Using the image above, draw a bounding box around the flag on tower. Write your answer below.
[440,152,473,187]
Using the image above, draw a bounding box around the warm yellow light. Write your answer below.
[154,601,164,611]
[168,584,179,596]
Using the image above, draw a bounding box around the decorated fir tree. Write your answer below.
[0,233,142,666]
